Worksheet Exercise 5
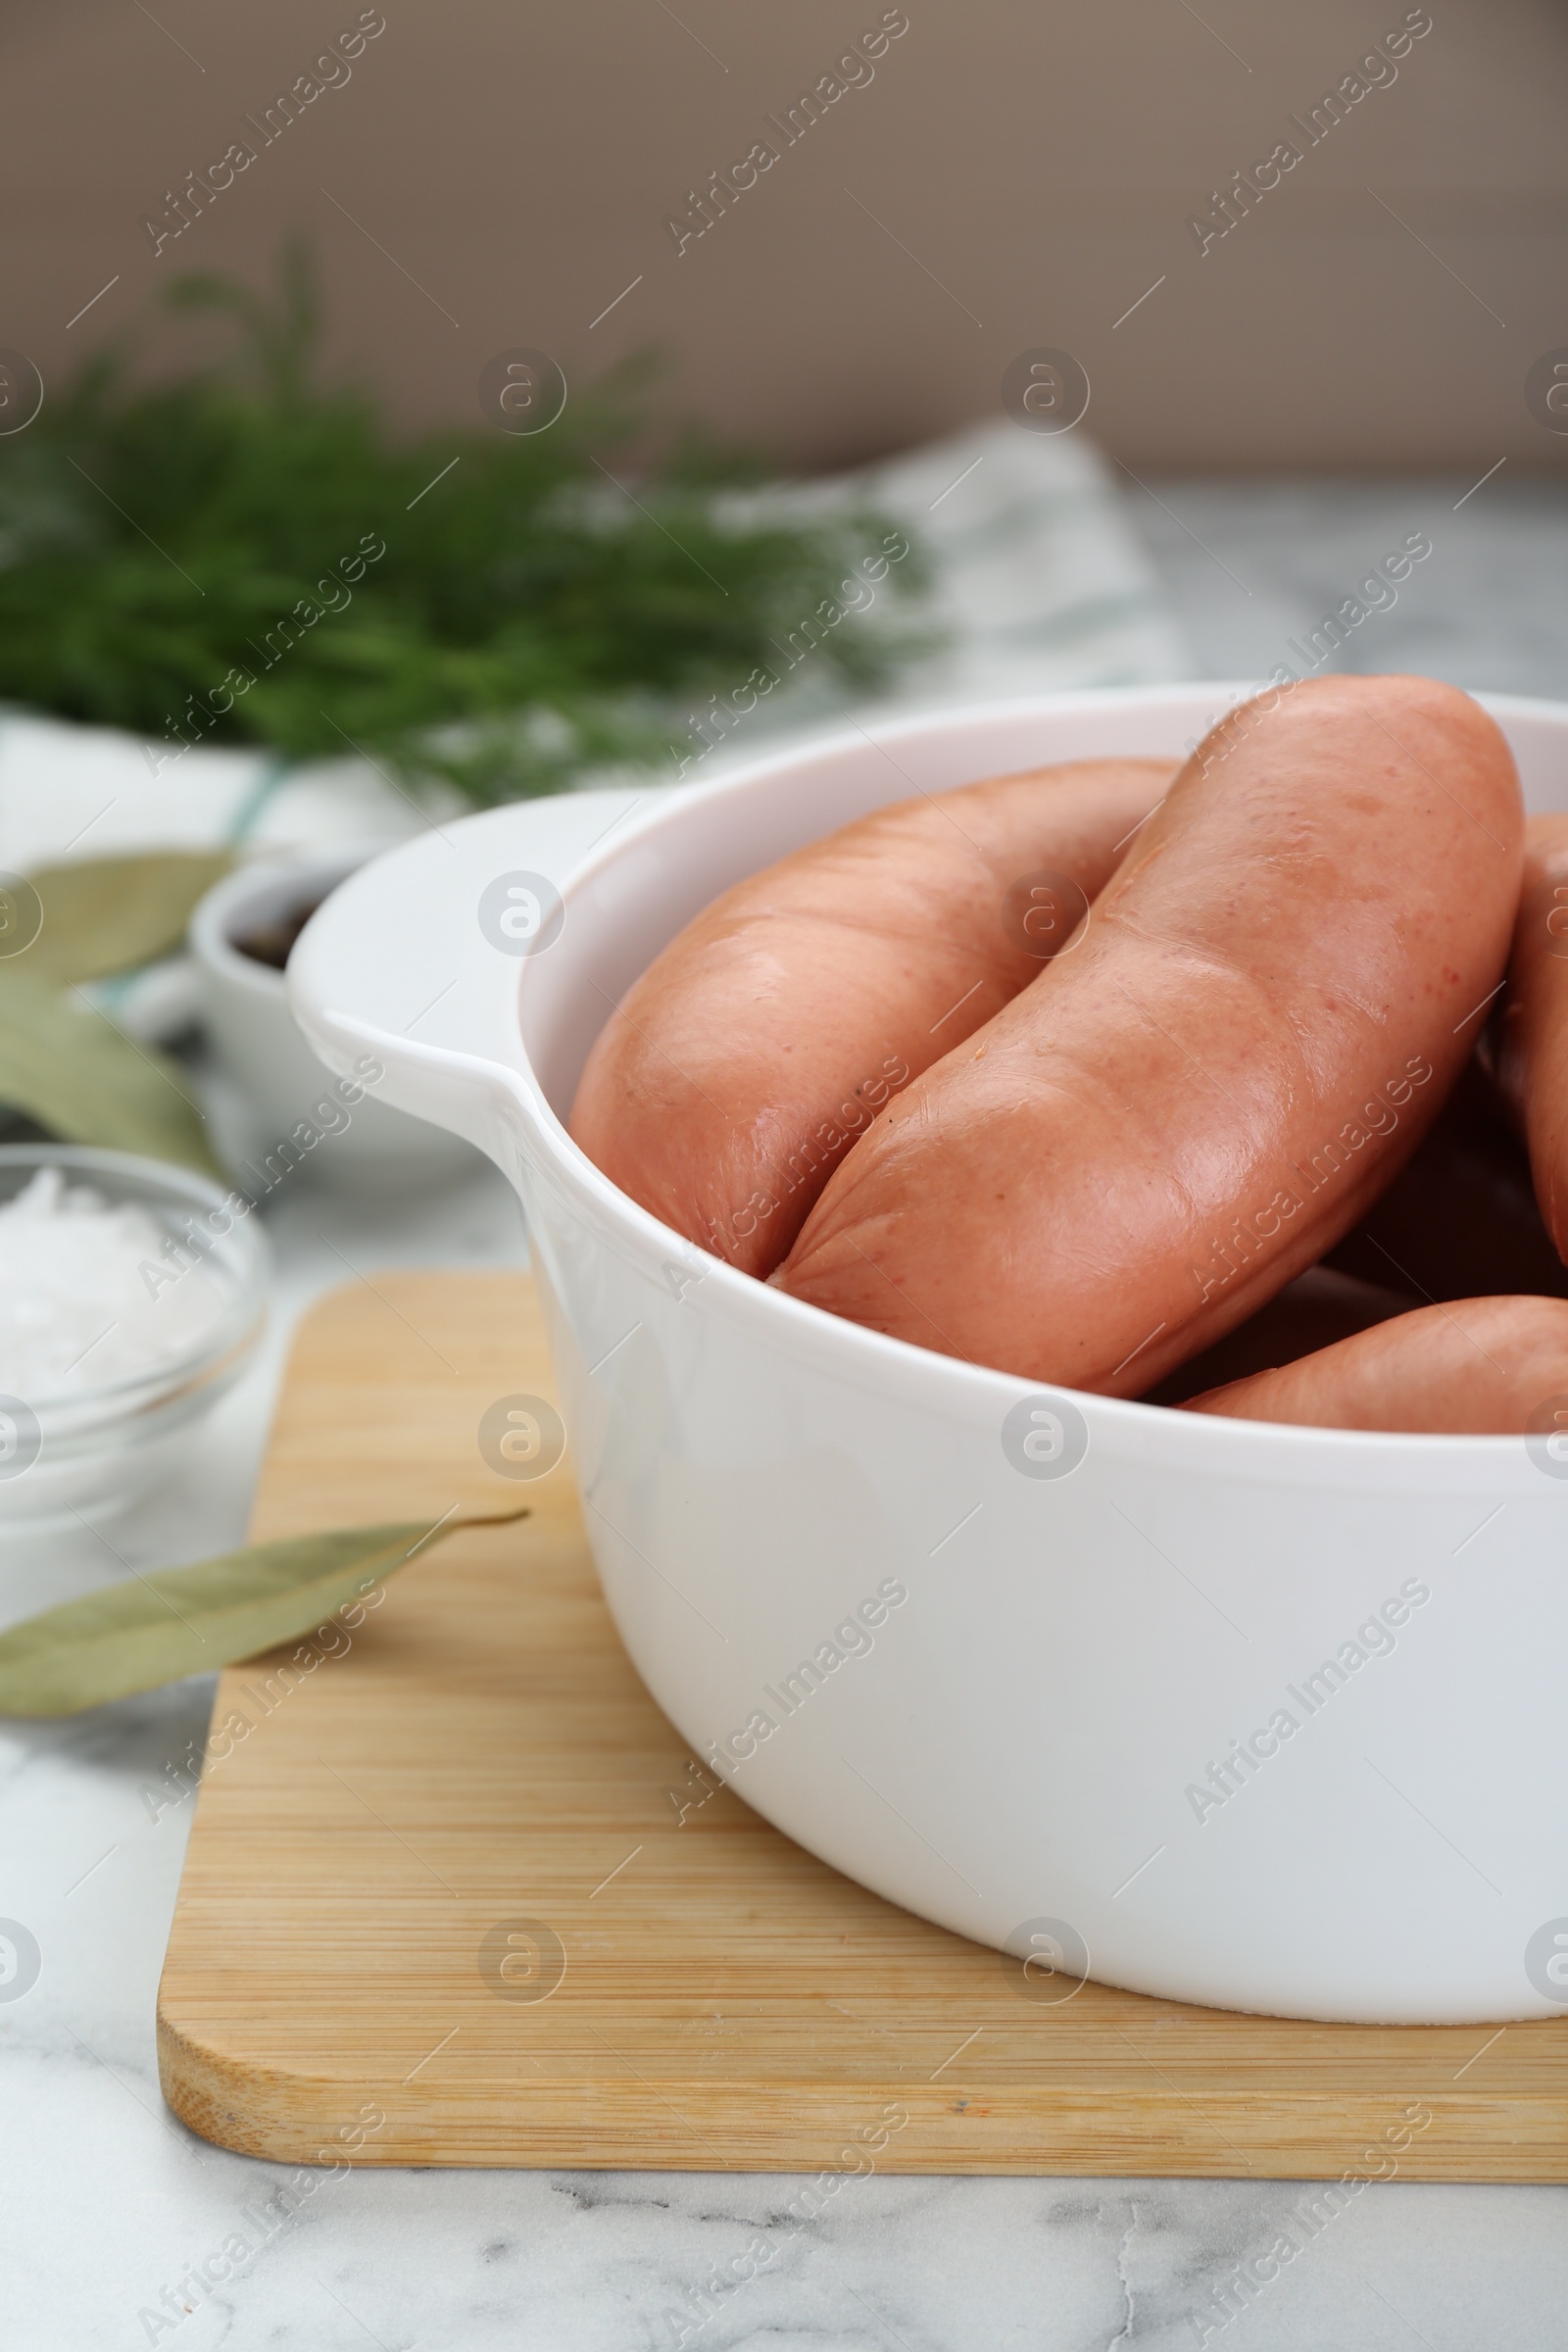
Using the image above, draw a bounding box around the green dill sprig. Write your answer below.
[0,245,928,804]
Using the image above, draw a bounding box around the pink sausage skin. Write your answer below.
[1182,1294,1568,1433]
[776,675,1525,1393]
[568,758,1174,1277]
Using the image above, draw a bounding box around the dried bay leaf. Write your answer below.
[0,966,222,1174]
[21,852,232,986]
[0,1507,530,1716]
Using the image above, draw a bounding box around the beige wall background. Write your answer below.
[4,0,1567,472]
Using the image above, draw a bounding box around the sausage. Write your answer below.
[1181,1294,1568,1432]
[569,757,1175,1277]
[1489,812,1568,1258]
[775,675,1524,1393]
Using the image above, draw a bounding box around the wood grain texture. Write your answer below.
[157,1272,1568,2176]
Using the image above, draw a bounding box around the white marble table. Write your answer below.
[1121,472,1568,703]
[6,484,1568,2347]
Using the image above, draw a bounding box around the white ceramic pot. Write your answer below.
[287,686,1568,2024]
[191,850,476,1191]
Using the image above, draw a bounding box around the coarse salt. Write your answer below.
[0,1167,231,1397]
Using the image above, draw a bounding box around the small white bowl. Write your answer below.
[190,850,476,1192]
[0,1145,269,1532]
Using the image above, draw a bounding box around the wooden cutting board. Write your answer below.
[158,1272,1568,2176]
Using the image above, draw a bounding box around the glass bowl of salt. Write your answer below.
[0,1145,269,1532]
